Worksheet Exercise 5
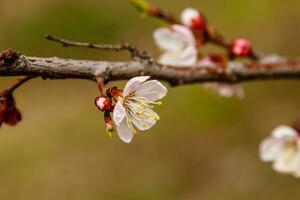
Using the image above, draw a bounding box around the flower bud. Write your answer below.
[95,96,112,111]
[4,106,22,126]
[105,122,114,139]
[231,38,251,57]
[0,94,22,127]
[181,8,206,31]
[0,99,5,127]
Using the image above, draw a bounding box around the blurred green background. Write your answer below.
[1,0,300,199]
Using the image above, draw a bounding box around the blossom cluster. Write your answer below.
[153,7,251,98]
[95,76,167,143]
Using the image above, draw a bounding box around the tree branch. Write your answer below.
[0,49,300,86]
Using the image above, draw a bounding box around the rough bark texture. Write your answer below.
[1,50,300,86]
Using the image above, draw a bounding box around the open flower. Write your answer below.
[260,125,300,178]
[113,76,167,143]
[153,24,197,66]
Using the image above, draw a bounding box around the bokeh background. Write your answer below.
[1,0,300,199]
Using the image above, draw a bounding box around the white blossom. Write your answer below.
[260,125,300,178]
[153,24,197,66]
[199,57,245,99]
[113,76,167,143]
[204,83,245,99]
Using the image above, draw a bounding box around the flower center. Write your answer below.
[122,92,162,132]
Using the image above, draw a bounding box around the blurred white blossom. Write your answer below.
[260,125,300,178]
[153,24,197,66]
[204,83,245,99]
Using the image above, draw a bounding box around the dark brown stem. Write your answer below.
[148,4,178,24]
[0,76,34,95]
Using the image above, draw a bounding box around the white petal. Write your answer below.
[116,117,134,143]
[179,45,198,65]
[197,57,218,68]
[271,126,298,140]
[159,51,182,65]
[154,28,185,51]
[273,147,299,174]
[113,98,126,126]
[130,107,158,131]
[259,137,284,162]
[291,152,300,178]
[181,8,200,27]
[153,25,196,52]
[158,46,197,66]
[136,80,168,101]
[171,25,196,46]
[123,76,150,96]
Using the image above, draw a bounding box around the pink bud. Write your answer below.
[231,38,251,57]
[95,96,112,111]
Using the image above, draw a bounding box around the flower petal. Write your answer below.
[259,137,284,162]
[123,76,150,96]
[113,98,126,126]
[291,152,300,178]
[130,107,158,131]
[271,126,298,140]
[158,46,197,66]
[181,8,200,27]
[273,147,299,174]
[135,80,168,101]
[153,25,196,52]
[116,117,134,143]
[171,25,196,46]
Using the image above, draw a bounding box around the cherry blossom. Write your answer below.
[113,76,167,143]
[153,24,197,66]
[204,83,245,99]
[260,125,300,178]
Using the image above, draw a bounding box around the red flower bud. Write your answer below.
[0,94,22,127]
[4,106,22,126]
[0,102,5,127]
[231,38,251,57]
[95,96,112,111]
[191,15,206,31]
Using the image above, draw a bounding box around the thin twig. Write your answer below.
[97,77,107,95]
[0,76,34,95]
[45,34,154,63]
